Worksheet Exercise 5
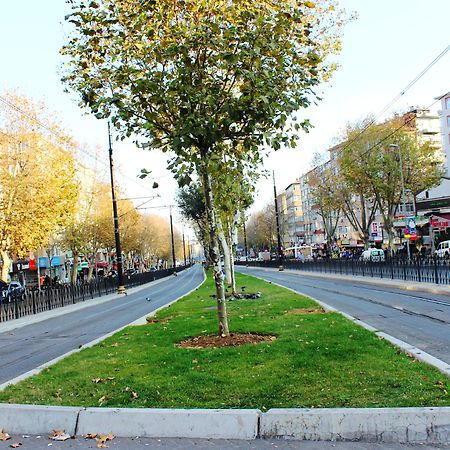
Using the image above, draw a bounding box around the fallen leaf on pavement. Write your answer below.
[85,433,97,439]
[10,443,22,448]
[0,428,11,441]
[48,430,71,441]
[95,433,114,443]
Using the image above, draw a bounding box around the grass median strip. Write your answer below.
[0,272,448,409]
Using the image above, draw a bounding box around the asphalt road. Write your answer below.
[236,266,450,365]
[0,266,204,385]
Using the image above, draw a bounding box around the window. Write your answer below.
[447,116,450,128]
[446,97,450,109]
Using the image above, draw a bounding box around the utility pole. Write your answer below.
[273,171,284,271]
[182,229,187,267]
[108,122,125,294]
[169,206,176,273]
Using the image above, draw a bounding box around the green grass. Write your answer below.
[1,272,449,409]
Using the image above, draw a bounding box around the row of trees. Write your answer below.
[0,92,183,282]
[309,115,443,253]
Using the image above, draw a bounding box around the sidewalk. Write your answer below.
[0,435,448,450]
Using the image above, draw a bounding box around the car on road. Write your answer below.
[0,281,26,303]
[361,248,385,262]
[435,240,450,258]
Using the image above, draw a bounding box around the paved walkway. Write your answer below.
[0,435,448,449]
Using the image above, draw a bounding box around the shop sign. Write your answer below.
[430,216,450,229]
[39,257,49,268]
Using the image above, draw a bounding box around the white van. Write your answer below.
[361,248,385,262]
[436,240,450,258]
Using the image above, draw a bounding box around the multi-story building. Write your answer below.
[415,95,450,244]
[282,106,446,251]
[276,181,305,248]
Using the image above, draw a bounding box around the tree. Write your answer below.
[246,203,277,251]
[176,183,210,264]
[339,117,443,254]
[62,0,345,336]
[0,92,78,281]
[308,155,341,249]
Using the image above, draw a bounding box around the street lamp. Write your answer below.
[272,171,284,270]
[389,143,411,261]
[108,122,126,294]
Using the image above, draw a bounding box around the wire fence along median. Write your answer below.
[236,258,450,285]
[0,266,190,323]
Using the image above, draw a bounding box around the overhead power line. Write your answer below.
[321,44,450,166]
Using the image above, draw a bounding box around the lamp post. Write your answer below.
[389,144,411,261]
[108,122,126,294]
[273,171,284,270]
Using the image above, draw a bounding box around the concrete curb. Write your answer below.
[260,407,450,443]
[0,404,449,443]
[77,408,260,440]
[0,404,81,435]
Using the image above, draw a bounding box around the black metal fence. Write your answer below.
[0,265,189,323]
[236,258,450,286]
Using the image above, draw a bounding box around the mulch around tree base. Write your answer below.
[178,333,277,349]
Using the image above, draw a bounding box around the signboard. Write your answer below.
[407,217,416,234]
[431,216,450,229]
[39,257,48,268]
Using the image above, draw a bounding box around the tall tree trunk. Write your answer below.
[71,251,79,284]
[200,159,229,337]
[217,219,232,285]
[0,249,11,282]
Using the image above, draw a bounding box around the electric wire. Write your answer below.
[313,45,449,171]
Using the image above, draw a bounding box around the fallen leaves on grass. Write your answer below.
[98,395,107,406]
[286,307,326,315]
[92,377,115,384]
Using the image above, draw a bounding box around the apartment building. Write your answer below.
[280,106,446,250]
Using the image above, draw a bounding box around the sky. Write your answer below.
[1,0,449,226]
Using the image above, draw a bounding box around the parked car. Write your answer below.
[435,240,450,258]
[361,248,385,262]
[0,281,26,303]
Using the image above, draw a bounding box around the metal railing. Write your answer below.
[0,265,190,323]
[236,258,450,286]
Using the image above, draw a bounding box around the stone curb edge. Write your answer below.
[0,404,449,443]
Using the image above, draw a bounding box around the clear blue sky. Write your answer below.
[1,0,449,212]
